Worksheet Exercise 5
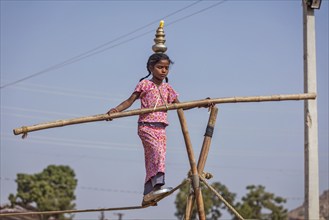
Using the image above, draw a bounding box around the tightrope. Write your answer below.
[0,179,190,217]
[0,205,145,217]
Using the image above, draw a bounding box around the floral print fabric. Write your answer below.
[134,79,178,125]
[134,79,178,183]
[138,125,166,183]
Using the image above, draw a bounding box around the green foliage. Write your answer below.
[234,185,288,220]
[174,182,236,219]
[175,182,287,220]
[9,165,78,220]
[175,182,190,218]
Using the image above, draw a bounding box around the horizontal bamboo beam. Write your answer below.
[13,93,316,136]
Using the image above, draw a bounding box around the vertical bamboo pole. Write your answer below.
[184,191,195,219]
[302,1,320,219]
[177,108,206,220]
[184,106,219,218]
[197,106,219,173]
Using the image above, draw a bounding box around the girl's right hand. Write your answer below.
[198,97,214,111]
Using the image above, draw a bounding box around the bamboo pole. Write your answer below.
[0,179,190,217]
[177,108,206,220]
[200,176,244,220]
[197,106,219,173]
[13,93,316,136]
[0,205,145,217]
[185,190,195,219]
[185,106,219,219]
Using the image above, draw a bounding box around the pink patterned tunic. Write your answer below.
[134,80,178,182]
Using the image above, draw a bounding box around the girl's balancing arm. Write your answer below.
[107,92,140,118]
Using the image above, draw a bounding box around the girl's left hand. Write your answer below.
[106,108,118,121]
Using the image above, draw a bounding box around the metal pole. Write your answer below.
[302,1,320,219]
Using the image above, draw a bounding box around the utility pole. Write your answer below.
[302,0,321,219]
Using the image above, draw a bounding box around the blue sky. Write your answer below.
[1,1,328,219]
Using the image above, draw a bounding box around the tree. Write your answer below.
[9,165,78,220]
[174,182,236,219]
[234,185,287,220]
[174,182,287,220]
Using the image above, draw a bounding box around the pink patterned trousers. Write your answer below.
[138,124,167,183]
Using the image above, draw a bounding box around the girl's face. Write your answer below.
[150,59,170,84]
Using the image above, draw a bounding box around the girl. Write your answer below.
[107,53,179,205]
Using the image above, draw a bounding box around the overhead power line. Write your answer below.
[0,0,228,89]
[0,0,203,89]
[0,177,305,201]
[0,177,142,194]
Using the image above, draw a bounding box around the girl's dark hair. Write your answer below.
[139,53,174,83]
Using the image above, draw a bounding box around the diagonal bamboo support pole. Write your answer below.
[185,106,219,219]
[177,108,206,220]
[13,93,316,136]
[200,176,244,220]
